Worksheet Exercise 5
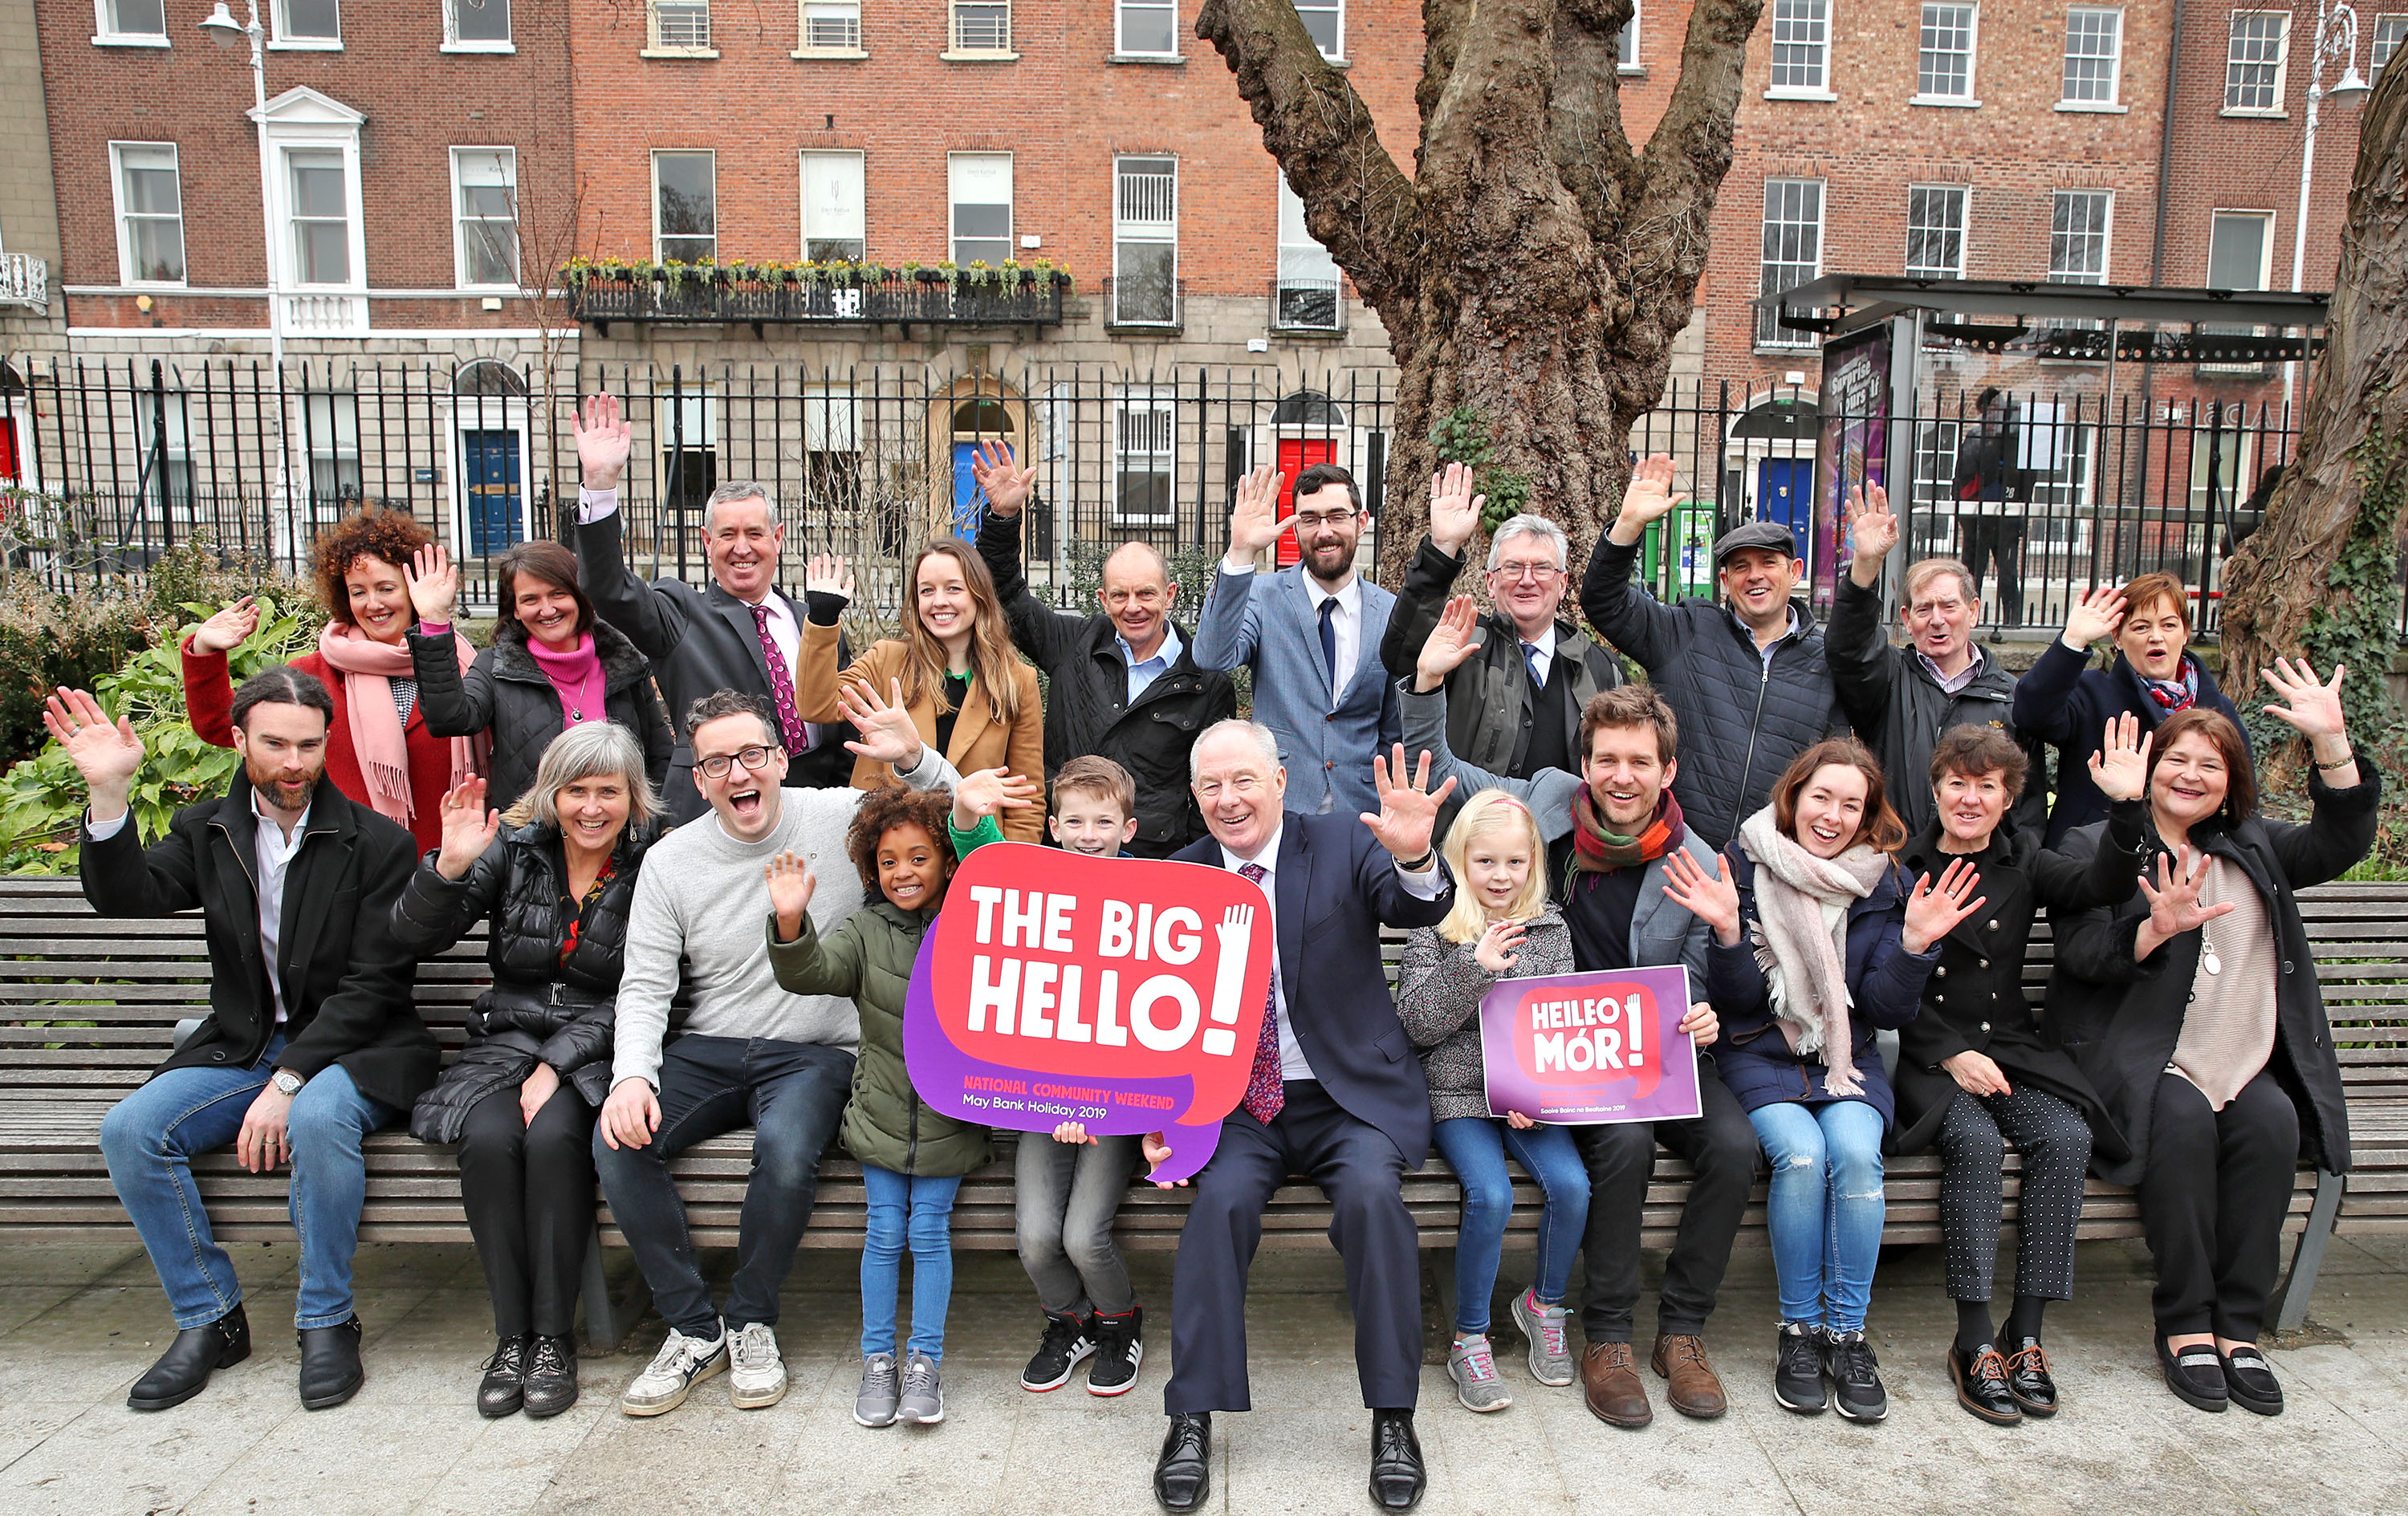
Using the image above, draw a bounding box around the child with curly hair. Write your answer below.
[764,784,987,1431]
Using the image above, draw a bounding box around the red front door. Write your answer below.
[0,417,19,483]
[1274,437,1336,568]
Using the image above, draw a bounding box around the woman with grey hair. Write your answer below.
[390,721,661,1420]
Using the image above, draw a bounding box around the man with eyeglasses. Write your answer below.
[1192,461,1401,819]
[1377,464,1625,831]
[595,685,965,1420]
[1829,483,2046,837]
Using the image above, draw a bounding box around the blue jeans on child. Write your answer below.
[97,1033,397,1331]
[1747,1098,1886,1334]
[1430,1116,1591,1335]
[860,1165,963,1361]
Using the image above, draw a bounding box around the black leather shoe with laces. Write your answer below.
[1948,1343,2022,1425]
[1818,1328,1889,1422]
[1153,1412,1210,1512]
[478,1335,528,1417]
[2003,1337,2058,1417]
[297,1316,365,1411]
[128,1304,251,1412]
[521,1334,580,1419]
[1369,1409,1425,1512]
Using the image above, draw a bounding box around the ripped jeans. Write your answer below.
[1748,1099,1886,1333]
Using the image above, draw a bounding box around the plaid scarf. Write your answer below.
[1569,786,1686,876]
[2142,655,2202,714]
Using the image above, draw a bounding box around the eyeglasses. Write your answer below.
[697,745,780,779]
[1291,510,1357,531]
[1489,561,1563,583]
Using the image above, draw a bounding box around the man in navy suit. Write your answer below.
[1191,462,1401,819]
[1149,721,1455,1514]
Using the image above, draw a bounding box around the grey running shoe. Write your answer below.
[728,1322,787,1409]
[620,1323,726,1416]
[855,1352,901,1428]
[1447,1334,1513,1412]
[896,1351,946,1425]
[1511,1289,1576,1387]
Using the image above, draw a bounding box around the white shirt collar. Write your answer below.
[250,788,311,844]
[1218,820,1284,874]
[1303,574,1360,613]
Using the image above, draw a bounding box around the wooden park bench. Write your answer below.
[5,873,2402,1347]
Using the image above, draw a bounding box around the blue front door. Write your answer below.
[463,429,523,557]
[950,441,987,539]
[1757,457,1812,543]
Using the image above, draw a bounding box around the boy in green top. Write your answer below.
[951,756,1153,1399]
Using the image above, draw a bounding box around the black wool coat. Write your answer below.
[388,819,657,1142]
[2042,769,2380,1186]
[2012,638,2251,847]
[1888,805,2149,1159]
[409,616,673,816]
[79,774,433,1112]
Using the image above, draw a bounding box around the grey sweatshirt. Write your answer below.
[611,749,959,1090]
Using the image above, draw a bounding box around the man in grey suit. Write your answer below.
[1190,461,1401,818]
[569,394,850,825]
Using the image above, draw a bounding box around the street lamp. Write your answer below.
[2286,0,2369,417]
[197,2,291,540]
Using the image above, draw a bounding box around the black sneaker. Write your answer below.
[1773,1321,1828,1414]
[1088,1306,1144,1396]
[1020,1309,1096,1392]
[1820,1328,1889,1422]
[478,1335,529,1417]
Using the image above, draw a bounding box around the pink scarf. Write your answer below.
[523,629,607,725]
[315,620,482,825]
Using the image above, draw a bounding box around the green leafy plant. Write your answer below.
[1429,406,1531,532]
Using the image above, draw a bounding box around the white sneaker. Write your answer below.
[620,1323,726,1416]
[729,1322,788,1409]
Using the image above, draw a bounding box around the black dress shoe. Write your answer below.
[128,1304,250,1412]
[478,1335,528,1418]
[2219,1345,2284,1416]
[1947,1343,2022,1426]
[297,1317,365,1410]
[2003,1337,2058,1417]
[1154,1412,1210,1512]
[521,1335,580,1419]
[1369,1409,1426,1512]
[2157,1336,2227,1413]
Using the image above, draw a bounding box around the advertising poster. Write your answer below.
[902,842,1275,1184]
[1477,965,1702,1125]
[1811,322,1895,613]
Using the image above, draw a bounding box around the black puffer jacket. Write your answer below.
[1580,534,1846,851]
[408,617,673,816]
[388,819,656,1144]
[975,504,1236,856]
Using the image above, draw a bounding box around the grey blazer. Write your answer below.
[1191,563,1401,817]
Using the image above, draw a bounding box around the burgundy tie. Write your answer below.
[750,604,810,755]
[1237,862,1285,1125]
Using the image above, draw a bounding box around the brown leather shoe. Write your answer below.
[1580,1340,1653,1429]
[1650,1333,1729,1420]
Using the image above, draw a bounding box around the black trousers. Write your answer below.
[1958,516,2027,627]
[2138,1071,2299,1340]
[1572,1069,1759,1342]
[458,1083,599,1340]
[1934,1086,2092,1303]
[1164,1081,1422,1413]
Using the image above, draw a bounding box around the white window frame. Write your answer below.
[2048,189,2113,283]
[2366,12,2405,75]
[1766,0,1834,98]
[1112,390,1178,526]
[652,149,718,264]
[109,140,187,289]
[946,0,1015,57]
[645,0,716,55]
[450,146,519,292]
[1117,0,1179,57]
[443,0,514,52]
[2207,209,2275,291]
[2223,12,2291,115]
[799,149,867,262]
[1112,155,1179,327]
[1619,2,1642,70]
[948,152,1014,267]
[795,0,864,55]
[279,143,364,290]
[1294,0,1344,61]
[2059,6,2124,108]
[92,0,169,46]
[1914,2,1979,104]
[1275,174,1344,331]
[1756,178,1824,348]
[1904,184,1969,278]
[270,0,343,50]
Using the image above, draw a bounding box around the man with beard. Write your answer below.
[59,670,429,1413]
[1191,461,1401,819]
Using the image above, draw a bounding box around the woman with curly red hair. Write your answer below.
[184,508,482,851]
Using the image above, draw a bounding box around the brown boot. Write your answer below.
[1649,1332,1729,1420]
[1580,1340,1653,1429]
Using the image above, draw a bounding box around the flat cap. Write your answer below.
[1712,519,1799,564]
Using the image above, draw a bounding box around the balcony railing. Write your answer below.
[567,267,1068,328]
[1271,276,1344,334]
[0,252,49,313]
[1104,275,1182,331]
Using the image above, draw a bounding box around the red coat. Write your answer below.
[181,638,454,854]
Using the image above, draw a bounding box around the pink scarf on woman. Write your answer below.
[523,630,607,725]
[315,620,482,825]
[1735,807,1891,1098]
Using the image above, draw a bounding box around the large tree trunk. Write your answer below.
[1198,0,1763,583]
[2218,62,2408,734]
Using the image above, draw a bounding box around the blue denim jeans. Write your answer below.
[98,1034,397,1330]
[860,1165,962,1362]
[1430,1116,1591,1336]
[1748,1099,1887,1333]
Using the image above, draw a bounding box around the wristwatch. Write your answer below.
[270,1068,306,1096]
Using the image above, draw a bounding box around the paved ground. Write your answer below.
[2,1230,2404,1515]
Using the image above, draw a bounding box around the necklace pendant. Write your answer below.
[2203,941,2222,976]
[571,707,583,721]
